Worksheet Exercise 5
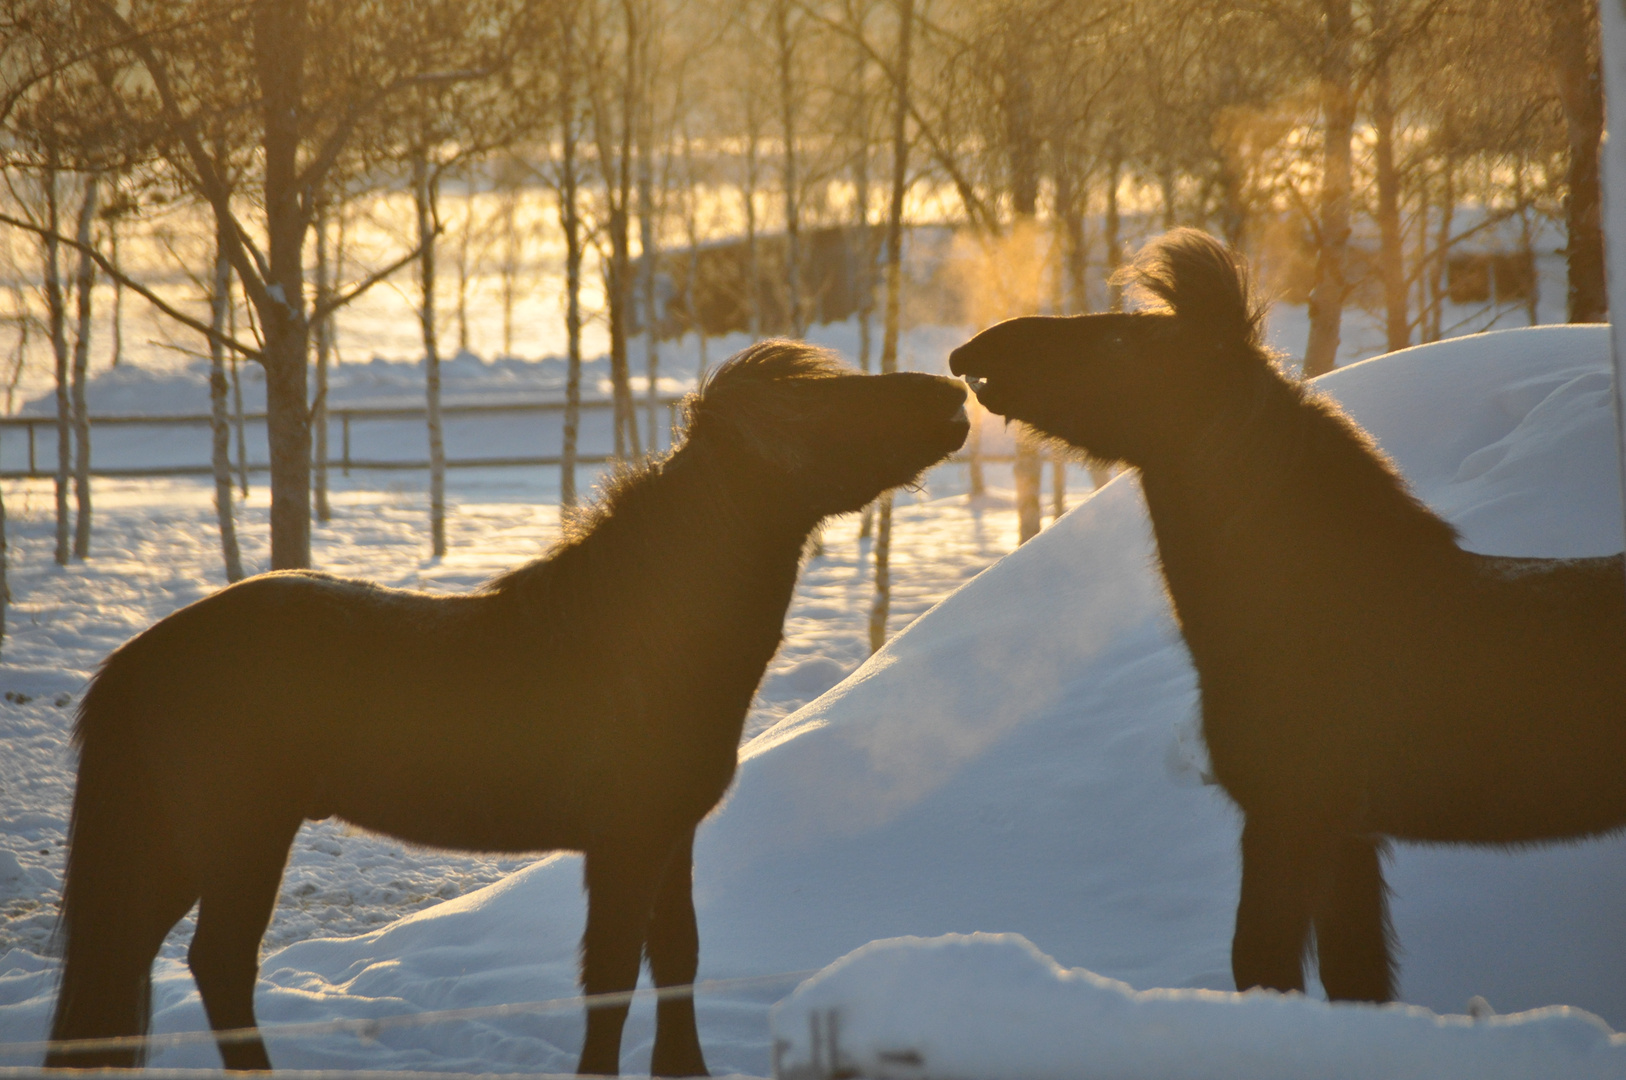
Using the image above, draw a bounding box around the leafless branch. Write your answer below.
[0,209,261,359]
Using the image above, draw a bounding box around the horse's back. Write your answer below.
[78,572,499,826]
[1373,551,1626,842]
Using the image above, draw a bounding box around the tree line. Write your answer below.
[0,0,1603,650]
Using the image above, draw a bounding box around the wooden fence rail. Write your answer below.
[0,396,687,481]
[0,396,1035,482]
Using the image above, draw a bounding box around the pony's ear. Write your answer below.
[1124,229,1265,355]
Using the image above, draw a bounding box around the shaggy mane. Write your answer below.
[484,339,851,595]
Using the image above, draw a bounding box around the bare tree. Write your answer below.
[869,0,913,656]
[412,153,449,557]
[1545,0,1605,322]
[585,0,647,462]
[209,218,244,582]
[776,0,806,338]
[1301,0,1356,378]
[47,167,68,565]
[1,0,526,569]
[68,172,95,558]
[312,198,334,524]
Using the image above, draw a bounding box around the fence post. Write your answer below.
[342,413,351,476]
[27,423,35,477]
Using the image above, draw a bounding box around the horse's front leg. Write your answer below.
[1231,814,1322,994]
[646,828,708,1078]
[578,837,668,1076]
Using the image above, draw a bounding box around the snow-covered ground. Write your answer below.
[771,935,1625,1080]
[0,316,1621,1075]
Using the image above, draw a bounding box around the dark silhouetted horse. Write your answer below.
[48,341,969,1075]
[950,229,1626,1004]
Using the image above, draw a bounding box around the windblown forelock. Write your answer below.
[684,339,854,436]
[700,339,852,394]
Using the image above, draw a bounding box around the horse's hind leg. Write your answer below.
[47,863,197,1067]
[1231,815,1319,994]
[645,829,707,1078]
[188,818,299,1071]
[1313,835,1395,1002]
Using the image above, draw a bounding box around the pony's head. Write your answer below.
[949,229,1273,467]
[687,340,969,517]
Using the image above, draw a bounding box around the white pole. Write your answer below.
[1600,0,1626,557]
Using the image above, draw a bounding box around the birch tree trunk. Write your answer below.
[70,174,97,560]
[1015,434,1042,542]
[414,154,447,557]
[597,0,642,463]
[1548,0,1607,322]
[560,5,585,516]
[776,0,803,338]
[0,458,7,652]
[1372,52,1409,353]
[313,201,333,523]
[1005,36,1042,545]
[1516,164,1541,326]
[1302,0,1355,379]
[109,212,122,367]
[455,181,472,355]
[1425,156,1454,343]
[209,225,244,583]
[682,121,708,381]
[852,29,887,526]
[45,165,70,567]
[231,298,248,497]
[638,62,661,452]
[501,178,519,358]
[869,0,913,656]
[1057,162,1088,315]
[744,105,762,339]
[256,0,314,571]
[1105,148,1124,311]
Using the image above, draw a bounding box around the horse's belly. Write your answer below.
[331,794,585,855]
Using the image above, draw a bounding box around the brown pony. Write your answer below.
[950,230,1626,1003]
[47,341,968,1075]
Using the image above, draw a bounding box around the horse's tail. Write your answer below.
[1126,227,1266,353]
[47,670,193,1068]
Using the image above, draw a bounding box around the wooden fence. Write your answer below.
[0,396,688,481]
[0,396,1040,481]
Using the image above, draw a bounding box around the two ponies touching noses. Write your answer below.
[47,341,969,1076]
[952,229,1626,1004]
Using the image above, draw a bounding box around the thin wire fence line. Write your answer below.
[0,969,822,1059]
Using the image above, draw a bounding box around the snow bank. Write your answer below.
[4,325,1622,1075]
[770,934,1626,1080]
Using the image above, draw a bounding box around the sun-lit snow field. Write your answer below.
[0,319,1624,1075]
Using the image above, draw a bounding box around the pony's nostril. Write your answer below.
[951,402,968,424]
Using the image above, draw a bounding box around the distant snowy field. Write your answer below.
[0,315,1622,1074]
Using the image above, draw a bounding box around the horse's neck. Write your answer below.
[580,448,809,648]
[1140,379,1459,623]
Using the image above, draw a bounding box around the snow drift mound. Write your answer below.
[771,934,1625,1080]
[3,325,1620,1075]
